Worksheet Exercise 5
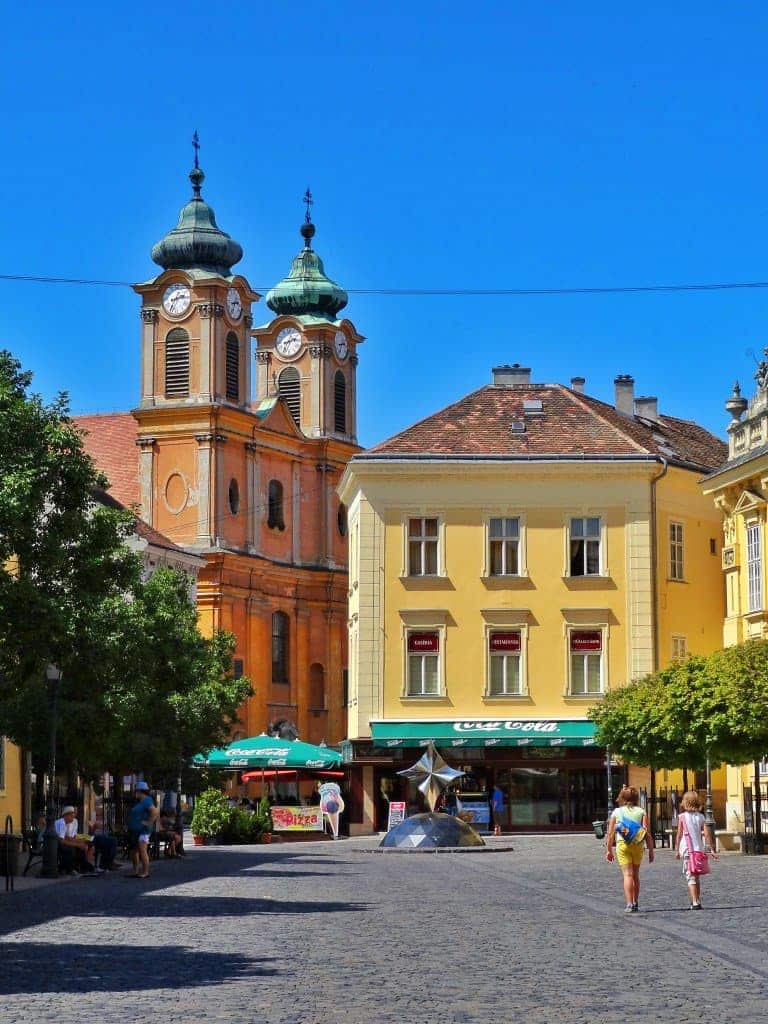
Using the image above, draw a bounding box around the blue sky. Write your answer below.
[2,3,768,447]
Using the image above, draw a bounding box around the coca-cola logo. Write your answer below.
[452,720,559,734]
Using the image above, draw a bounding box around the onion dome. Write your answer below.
[151,146,242,277]
[266,192,348,319]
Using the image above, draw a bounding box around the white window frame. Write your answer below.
[403,514,444,577]
[566,515,605,577]
[483,514,526,577]
[671,635,687,661]
[669,521,685,581]
[402,625,446,698]
[747,520,763,613]
[565,626,606,696]
[484,625,527,697]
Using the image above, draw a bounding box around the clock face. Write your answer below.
[226,287,242,320]
[334,330,348,360]
[162,283,191,317]
[275,327,302,358]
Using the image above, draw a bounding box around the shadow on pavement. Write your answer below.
[86,895,371,918]
[0,944,277,995]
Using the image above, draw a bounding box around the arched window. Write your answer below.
[272,611,289,683]
[268,479,285,530]
[278,366,301,427]
[165,329,190,398]
[309,663,325,708]
[334,370,346,434]
[225,332,239,402]
[228,478,240,515]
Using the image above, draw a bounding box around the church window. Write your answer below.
[225,333,239,402]
[278,367,301,427]
[337,503,348,537]
[228,478,240,515]
[272,611,289,683]
[165,329,190,398]
[268,479,285,531]
[334,371,346,434]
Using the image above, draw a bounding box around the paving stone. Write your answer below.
[1,836,766,1022]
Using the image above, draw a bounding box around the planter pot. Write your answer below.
[192,835,207,847]
[260,832,273,844]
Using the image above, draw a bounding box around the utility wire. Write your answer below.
[4,272,768,297]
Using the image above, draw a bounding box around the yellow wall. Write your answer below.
[342,458,725,731]
[0,738,23,832]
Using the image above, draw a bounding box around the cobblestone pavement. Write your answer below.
[3,835,768,1023]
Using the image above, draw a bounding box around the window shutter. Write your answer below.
[226,333,239,401]
[165,329,190,397]
[334,371,346,433]
[278,367,301,427]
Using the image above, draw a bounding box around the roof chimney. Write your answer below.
[614,375,635,417]
[634,396,659,422]
[492,363,531,387]
[570,376,586,394]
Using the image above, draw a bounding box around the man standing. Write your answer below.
[126,781,158,879]
[55,806,96,874]
[491,784,505,836]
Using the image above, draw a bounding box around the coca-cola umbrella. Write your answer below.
[192,734,343,770]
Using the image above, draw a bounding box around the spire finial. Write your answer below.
[189,130,204,198]
[300,186,316,248]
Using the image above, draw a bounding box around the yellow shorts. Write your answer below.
[616,840,644,867]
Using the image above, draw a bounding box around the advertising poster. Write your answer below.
[271,806,324,831]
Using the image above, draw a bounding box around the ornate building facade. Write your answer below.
[78,159,361,756]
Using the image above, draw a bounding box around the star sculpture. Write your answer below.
[397,741,465,811]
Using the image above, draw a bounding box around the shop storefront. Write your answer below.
[343,719,624,833]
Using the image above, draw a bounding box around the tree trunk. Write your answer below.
[682,768,689,792]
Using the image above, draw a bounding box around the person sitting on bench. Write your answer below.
[55,806,96,874]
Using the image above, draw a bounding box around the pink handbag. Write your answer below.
[682,815,711,875]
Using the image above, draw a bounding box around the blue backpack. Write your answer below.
[616,814,646,845]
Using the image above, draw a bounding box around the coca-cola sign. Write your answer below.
[489,631,521,653]
[570,630,602,653]
[408,632,439,653]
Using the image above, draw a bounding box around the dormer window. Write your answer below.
[165,329,190,398]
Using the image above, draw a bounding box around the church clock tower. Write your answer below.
[252,191,364,442]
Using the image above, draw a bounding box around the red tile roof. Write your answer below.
[93,486,190,556]
[74,413,139,507]
[365,384,727,472]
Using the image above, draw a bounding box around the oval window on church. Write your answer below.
[228,478,240,515]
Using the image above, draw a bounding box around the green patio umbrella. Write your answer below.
[192,733,342,770]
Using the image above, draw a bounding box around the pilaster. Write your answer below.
[139,309,157,407]
[245,441,260,554]
[255,349,271,402]
[291,460,301,564]
[136,436,156,524]
[296,606,311,741]
[195,433,215,546]
[214,433,227,546]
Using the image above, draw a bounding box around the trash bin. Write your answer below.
[0,833,22,877]
[592,820,606,840]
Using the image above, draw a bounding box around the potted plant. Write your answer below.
[190,788,232,845]
[256,795,274,843]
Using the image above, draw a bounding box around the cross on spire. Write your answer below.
[192,130,200,170]
[303,186,313,223]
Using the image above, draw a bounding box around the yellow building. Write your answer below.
[0,738,23,833]
[702,370,768,832]
[339,365,726,833]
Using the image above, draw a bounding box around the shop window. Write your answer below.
[489,517,520,575]
[406,632,440,696]
[669,521,684,580]
[408,517,439,576]
[165,328,190,398]
[569,630,603,695]
[569,517,601,576]
[488,632,522,695]
[225,332,239,402]
[268,480,285,531]
[272,612,289,683]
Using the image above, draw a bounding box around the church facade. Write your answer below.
[78,158,362,755]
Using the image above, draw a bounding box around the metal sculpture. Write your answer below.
[397,742,464,811]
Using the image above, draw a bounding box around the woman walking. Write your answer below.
[605,785,655,912]
[674,790,716,909]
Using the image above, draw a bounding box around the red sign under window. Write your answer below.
[570,631,602,653]
[408,633,439,653]
[489,632,521,653]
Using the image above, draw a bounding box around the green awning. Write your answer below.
[370,719,596,748]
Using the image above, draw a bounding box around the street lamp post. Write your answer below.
[606,747,614,817]
[41,664,62,878]
[704,755,716,846]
